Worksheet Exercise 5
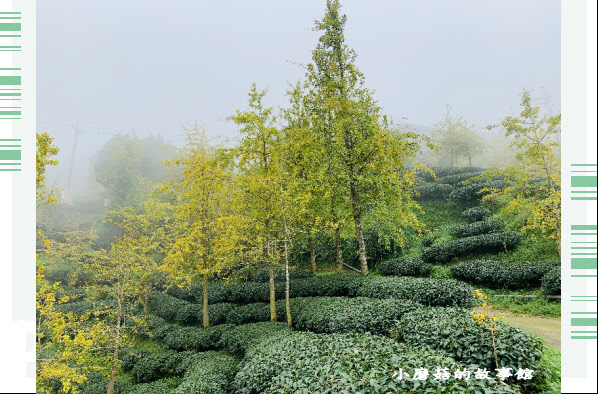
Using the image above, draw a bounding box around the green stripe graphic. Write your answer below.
[572,176,598,187]
[571,318,598,326]
[0,76,21,85]
[572,225,598,230]
[571,258,597,270]
[0,23,20,31]
[0,150,21,160]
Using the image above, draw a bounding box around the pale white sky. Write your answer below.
[37,0,560,168]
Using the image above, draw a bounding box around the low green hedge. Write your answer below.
[421,232,521,264]
[162,324,233,352]
[356,277,474,308]
[219,322,290,356]
[295,297,419,335]
[449,220,502,238]
[148,291,234,324]
[392,307,545,378]
[122,350,195,383]
[237,266,314,283]
[234,332,516,393]
[449,180,506,202]
[461,207,491,223]
[378,256,432,277]
[542,266,561,295]
[126,380,172,394]
[76,372,133,394]
[416,167,484,182]
[451,260,559,289]
[289,274,364,298]
[415,183,454,202]
[172,351,239,394]
[438,171,484,186]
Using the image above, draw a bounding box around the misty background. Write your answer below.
[37,0,560,209]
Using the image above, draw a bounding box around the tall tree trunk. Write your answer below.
[269,260,277,322]
[106,308,121,394]
[143,280,149,315]
[202,274,210,328]
[309,234,317,274]
[468,151,472,167]
[284,240,292,328]
[335,224,344,273]
[350,183,369,276]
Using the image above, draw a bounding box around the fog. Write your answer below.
[37,0,560,199]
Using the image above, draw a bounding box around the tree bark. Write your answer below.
[335,224,344,273]
[269,260,277,322]
[309,234,317,274]
[143,280,149,315]
[106,308,121,394]
[350,183,369,276]
[202,274,210,328]
[284,240,292,328]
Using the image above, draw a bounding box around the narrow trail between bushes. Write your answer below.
[474,308,561,350]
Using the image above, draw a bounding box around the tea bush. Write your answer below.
[289,274,364,298]
[541,266,561,295]
[415,183,454,202]
[172,351,239,394]
[461,207,492,223]
[219,322,289,355]
[126,350,195,383]
[378,256,432,277]
[148,291,234,324]
[225,303,272,325]
[438,171,484,186]
[162,324,233,352]
[449,180,506,202]
[234,332,516,393]
[126,380,171,394]
[392,307,544,372]
[295,297,419,335]
[249,266,314,283]
[449,220,502,238]
[356,277,474,308]
[421,232,521,264]
[451,260,559,289]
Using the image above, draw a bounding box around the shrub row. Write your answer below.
[449,180,506,202]
[415,183,453,201]
[234,332,516,393]
[121,349,195,383]
[416,166,484,182]
[449,220,502,238]
[392,307,545,375]
[219,322,290,356]
[357,276,474,308]
[450,260,560,289]
[162,324,233,352]
[461,206,492,223]
[541,266,561,295]
[377,256,432,277]
[172,351,239,394]
[437,171,484,186]
[236,266,314,283]
[295,297,419,335]
[421,232,522,264]
[147,291,234,325]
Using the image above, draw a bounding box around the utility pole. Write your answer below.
[64,122,80,205]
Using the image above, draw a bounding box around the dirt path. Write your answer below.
[474,308,561,350]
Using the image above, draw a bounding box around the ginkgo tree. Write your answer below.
[106,198,177,314]
[295,0,426,275]
[227,84,286,322]
[479,89,562,254]
[162,128,241,328]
